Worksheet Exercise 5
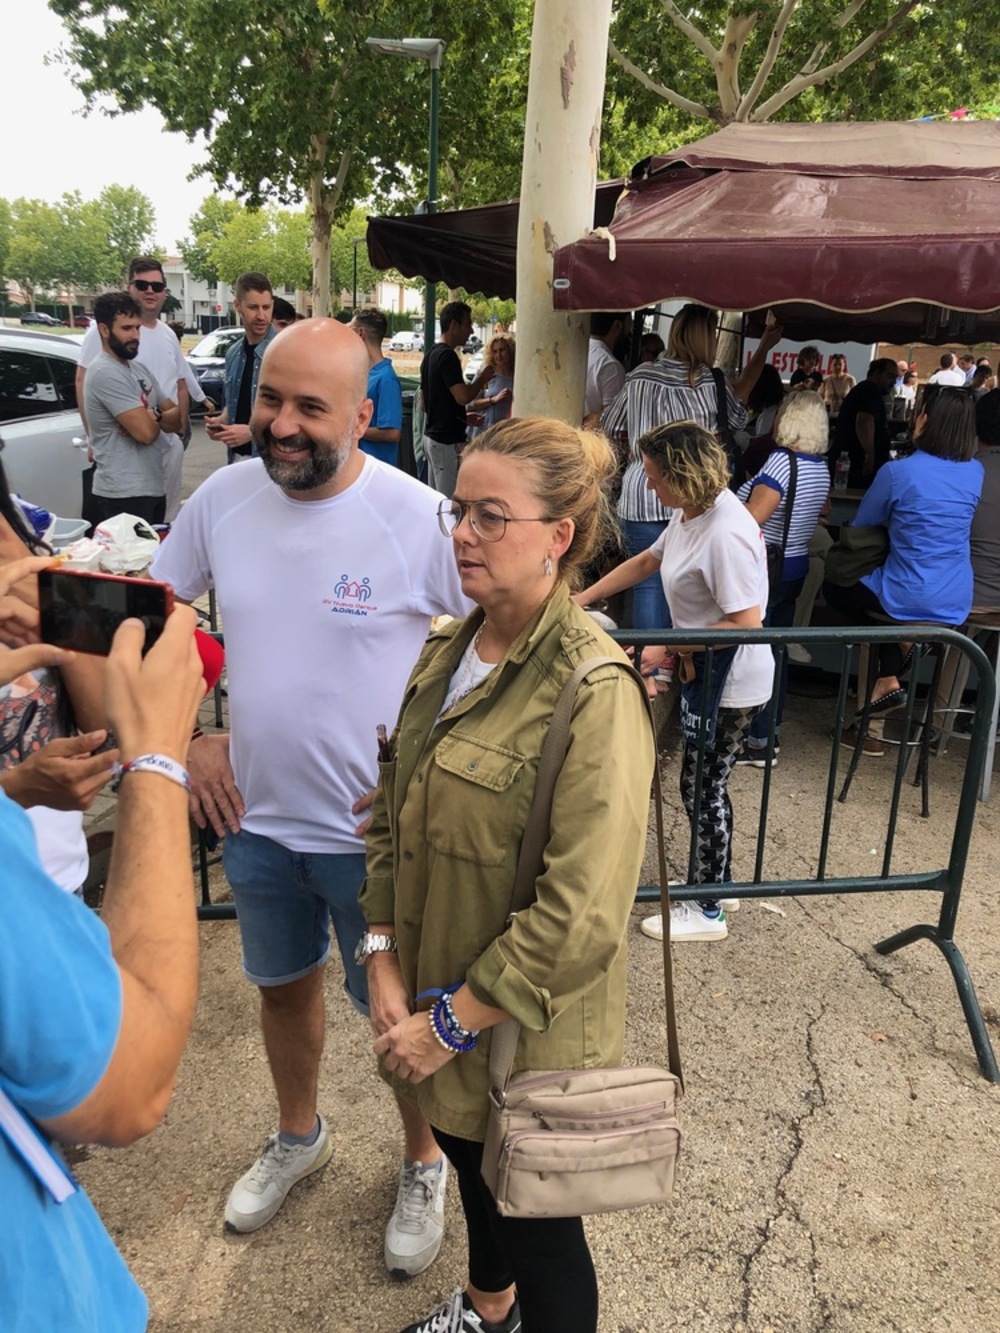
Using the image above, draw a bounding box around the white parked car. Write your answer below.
[464,351,484,384]
[388,331,423,352]
[0,329,88,519]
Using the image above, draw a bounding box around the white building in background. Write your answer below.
[162,258,231,332]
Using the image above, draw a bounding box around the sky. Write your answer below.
[7,1,230,254]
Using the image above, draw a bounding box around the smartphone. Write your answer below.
[38,568,174,656]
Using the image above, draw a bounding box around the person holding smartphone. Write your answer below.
[0,561,205,1331]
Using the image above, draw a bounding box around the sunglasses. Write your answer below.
[132,279,167,293]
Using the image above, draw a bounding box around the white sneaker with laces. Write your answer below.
[787,643,812,665]
[641,903,729,942]
[224,1115,332,1233]
[385,1157,448,1278]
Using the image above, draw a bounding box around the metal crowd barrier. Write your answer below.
[190,622,999,1082]
[616,625,998,1083]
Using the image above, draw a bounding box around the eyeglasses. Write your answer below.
[132,279,166,293]
[437,499,549,543]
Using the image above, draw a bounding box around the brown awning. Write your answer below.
[552,122,1000,343]
[365,181,625,301]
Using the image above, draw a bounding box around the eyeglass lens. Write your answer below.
[133,280,167,292]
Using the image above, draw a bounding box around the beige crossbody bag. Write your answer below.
[480,657,683,1219]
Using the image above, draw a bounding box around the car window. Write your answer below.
[0,351,61,422]
[191,330,242,358]
[48,353,79,410]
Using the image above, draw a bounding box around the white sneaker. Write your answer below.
[787,643,812,665]
[385,1157,448,1278]
[224,1116,332,1233]
[720,898,740,912]
[641,904,728,942]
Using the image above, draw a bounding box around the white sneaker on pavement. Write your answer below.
[641,903,729,942]
[385,1157,448,1278]
[224,1116,332,1233]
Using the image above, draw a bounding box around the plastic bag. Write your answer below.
[93,513,161,575]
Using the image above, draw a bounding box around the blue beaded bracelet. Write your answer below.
[441,990,479,1044]
[430,999,477,1053]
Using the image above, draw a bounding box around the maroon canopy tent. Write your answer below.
[551,121,1000,344]
[366,181,624,302]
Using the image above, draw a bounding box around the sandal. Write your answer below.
[899,645,915,677]
[863,687,908,716]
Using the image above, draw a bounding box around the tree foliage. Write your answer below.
[3,187,157,308]
[0,199,11,282]
[50,0,523,313]
[606,1,1000,130]
[178,197,242,285]
[207,206,313,291]
[98,184,156,275]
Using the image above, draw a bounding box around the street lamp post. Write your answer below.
[365,37,445,354]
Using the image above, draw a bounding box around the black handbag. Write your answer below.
[764,448,797,595]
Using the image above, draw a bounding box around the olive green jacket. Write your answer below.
[361,584,655,1140]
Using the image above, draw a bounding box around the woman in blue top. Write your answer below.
[823,388,983,716]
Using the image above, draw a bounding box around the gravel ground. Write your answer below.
[78,687,1000,1333]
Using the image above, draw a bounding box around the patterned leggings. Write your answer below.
[680,705,759,891]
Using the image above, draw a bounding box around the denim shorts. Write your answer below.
[222,828,369,1013]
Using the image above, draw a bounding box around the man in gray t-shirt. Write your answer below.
[83,291,181,527]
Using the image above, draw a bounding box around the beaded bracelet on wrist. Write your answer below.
[441,990,479,1043]
[429,1000,478,1053]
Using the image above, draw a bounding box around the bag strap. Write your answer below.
[779,448,797,551]
[488,656,683,1105]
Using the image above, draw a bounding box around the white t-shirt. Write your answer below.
[929,368,966,387]
[81,318,187,447]
[27,807,88,895]
[650,488,773,709]
[585,341,626,416]
[150,456,471,853]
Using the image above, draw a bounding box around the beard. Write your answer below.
[254,423,352,492]
[108,331,139,360]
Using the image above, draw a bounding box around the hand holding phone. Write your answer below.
[38,568,175,657]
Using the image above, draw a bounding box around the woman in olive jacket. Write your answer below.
[361,417,655,1333]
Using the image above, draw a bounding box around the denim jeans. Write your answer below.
[748,574,806,750]
[619,518,671,630]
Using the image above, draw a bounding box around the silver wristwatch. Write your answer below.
[354,932,399,965]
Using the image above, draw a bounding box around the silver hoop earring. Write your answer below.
[543,555,554,577]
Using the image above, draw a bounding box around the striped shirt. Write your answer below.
[737,449,831,579]
[601,356,748,522]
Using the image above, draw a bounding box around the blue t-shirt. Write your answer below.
[855,449,984,624]
[0,794,146,1332]
[360,357,404,466]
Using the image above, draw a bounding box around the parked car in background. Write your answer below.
[463,335,483,354]
[388,331,423,352]
[186,325,244,413]
[0,329,88,518]
[464,351,484,384]
[72,314,93,329]
[20,312,67,327]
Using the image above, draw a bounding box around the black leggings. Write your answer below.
[433,1128,598,1333]
[822,579,908,678]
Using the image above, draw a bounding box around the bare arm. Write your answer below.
[75,365,90,436]
[364,425,402,444]
[115,405,162,446]
[574,550,662,606]
[175,378,191,437]
[733,313,783,403]
[40,606,205,1147]
[744,483,782,528]
[157,395,182,435]
[449,366,495,407]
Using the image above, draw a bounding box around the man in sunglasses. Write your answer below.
[77,257,193,522]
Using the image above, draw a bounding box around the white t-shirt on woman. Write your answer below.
[649,488,773,709]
